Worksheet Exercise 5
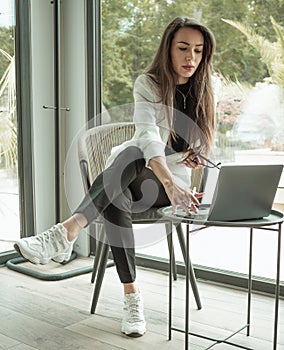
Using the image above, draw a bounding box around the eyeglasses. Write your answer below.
[192,151,221,170]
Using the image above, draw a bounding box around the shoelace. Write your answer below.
[35,225,66,252]
[126,299,143,323]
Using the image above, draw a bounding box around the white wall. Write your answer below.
[30,0,89,255]
[61,0,89,255]
[30,0,56,233]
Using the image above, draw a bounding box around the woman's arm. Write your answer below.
[148,156,202,213]
[133,75,168,164]
[134,75,202,213]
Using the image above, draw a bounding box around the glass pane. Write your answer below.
[101,1,284,282]
[0,0,20,252]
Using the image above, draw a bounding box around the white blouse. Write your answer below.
[106,74,220,189]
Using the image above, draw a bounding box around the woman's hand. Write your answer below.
[148,156,203,214]
[164,182,203,214]
[183,149,205,169]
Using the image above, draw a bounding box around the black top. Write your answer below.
[165,80,196,155]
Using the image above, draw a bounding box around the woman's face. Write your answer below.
[170,27,204,84]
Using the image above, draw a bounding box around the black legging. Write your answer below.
[75,146,170,283]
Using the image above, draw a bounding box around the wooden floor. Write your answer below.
[0,257,283,350]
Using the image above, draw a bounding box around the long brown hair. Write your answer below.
[145,17,216,155]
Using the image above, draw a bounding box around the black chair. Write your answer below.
[77,122,203,313]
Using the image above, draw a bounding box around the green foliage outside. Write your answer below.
[222,16,284,90]
[0,27,14,80]
[102,0,284,125]
[0,26,16,169]
[220,15,284,153]
[1,0,284,169]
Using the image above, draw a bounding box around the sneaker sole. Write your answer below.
[122,331,145,338]
[52,252,72,263]
[14,243,51,265]
[121,326,146,338]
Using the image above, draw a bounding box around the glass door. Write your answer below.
[100,0,284,288]
[0,0,20,252]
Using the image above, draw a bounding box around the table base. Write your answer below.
[167,219,282,350]
[171,325,253,350]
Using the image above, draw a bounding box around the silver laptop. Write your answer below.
[176,164,283,222]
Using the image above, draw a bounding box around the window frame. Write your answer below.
[15,0,35,239]
[0,0,35,264]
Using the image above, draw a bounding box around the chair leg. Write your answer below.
[91,224,106,283]
[175,223,202,310]
[91,239,104,283]
[165,222,177,281]
[90,242,110,314]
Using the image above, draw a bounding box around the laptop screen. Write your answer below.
[206,164,283,221]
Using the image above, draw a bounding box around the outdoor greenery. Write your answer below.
[0,26,16,169]
[0,0,284,170]
[221,16,284,151]
[0,26,14,80]
[222,16,284,90]
[102,0,284,115]
[101,0,284,156]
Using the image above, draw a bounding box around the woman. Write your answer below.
[15,17,217,337]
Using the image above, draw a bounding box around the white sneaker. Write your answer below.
[121,292,146,337]
[14,223,74,265]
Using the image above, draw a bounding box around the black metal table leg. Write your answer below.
[168,223,173,341]
[273,223,282,350]
[247,228,253,336]
[185,223,190,350]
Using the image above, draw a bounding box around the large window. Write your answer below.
[101,1,284,285]
[0,0,19,253]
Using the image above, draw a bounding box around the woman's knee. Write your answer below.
[118,147,145,171]
[124,146,144,160]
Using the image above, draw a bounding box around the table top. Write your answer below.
[158,206,284,228]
